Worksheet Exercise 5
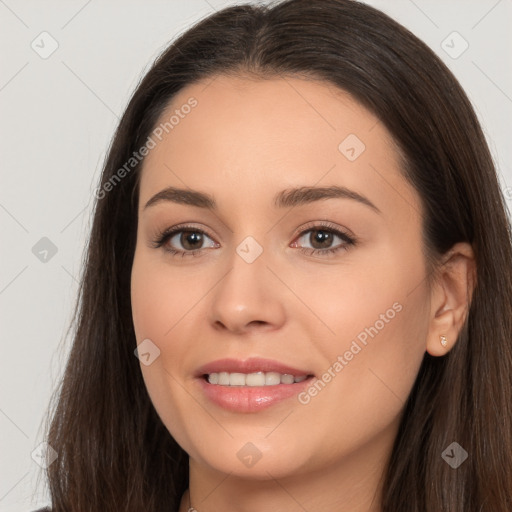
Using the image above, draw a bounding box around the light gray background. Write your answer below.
[1,0,511,510]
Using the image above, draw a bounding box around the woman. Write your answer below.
[37,0,512,510]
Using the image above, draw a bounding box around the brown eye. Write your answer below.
[307,229,336,250]
[292,225,355,256]
[151,225,219,258]
[177,230,204,251]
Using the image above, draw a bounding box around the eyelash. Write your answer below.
[151,221,357,259]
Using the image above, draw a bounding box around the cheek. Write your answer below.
[292,242,429,452]
[131,252,200,450]
[302,292,427,469]
[130,250,187,375]
[292,235,428,360]
[131,249,200,342]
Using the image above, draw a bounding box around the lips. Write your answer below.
[194,357,315,412]
[195,357,314,378]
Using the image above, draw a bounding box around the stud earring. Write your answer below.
[440,335,448,347]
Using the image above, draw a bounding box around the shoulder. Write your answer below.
[32,508,51,512]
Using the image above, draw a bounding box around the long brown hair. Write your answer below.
[41,1,512,510]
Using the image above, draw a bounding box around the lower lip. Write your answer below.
[197,376,314,412]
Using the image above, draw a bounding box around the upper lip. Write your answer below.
[195,357,314,378]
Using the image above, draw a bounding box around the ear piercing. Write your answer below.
[440,335,448,347]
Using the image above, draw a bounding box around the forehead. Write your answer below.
[138,75,419,221]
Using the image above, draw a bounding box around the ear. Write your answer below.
[425,242,476,357]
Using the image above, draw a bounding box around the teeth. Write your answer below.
[206,371,309,386]
[246,372,266,386]
[218,372,230,385]
[265,372,281,386]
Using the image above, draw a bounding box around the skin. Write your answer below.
[130,75,475,512]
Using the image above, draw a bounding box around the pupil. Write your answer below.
[312,230,332,249]
[182,231,202,250]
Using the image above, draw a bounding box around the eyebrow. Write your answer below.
[143,185,381,214]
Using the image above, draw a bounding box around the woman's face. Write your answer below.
[131,75,431,481]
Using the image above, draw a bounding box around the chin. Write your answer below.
[188,436,316,480]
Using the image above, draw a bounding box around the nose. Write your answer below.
[207,245,286,336]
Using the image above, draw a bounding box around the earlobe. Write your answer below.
[425,242,476,357]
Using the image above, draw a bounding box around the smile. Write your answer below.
[206,371,310,386]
